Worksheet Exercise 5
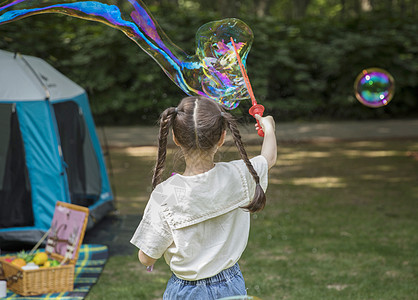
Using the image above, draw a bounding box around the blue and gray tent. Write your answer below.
[0,49,114,246]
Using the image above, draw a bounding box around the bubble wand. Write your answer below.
[230,37,264,137]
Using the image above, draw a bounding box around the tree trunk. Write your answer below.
[399,0,405,16]
[254,0,272,18]
[292,0,312,19]
[340,0,346,19]
[360,0,372,12]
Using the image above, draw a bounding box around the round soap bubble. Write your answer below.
[354,68,395,108]
[0,0,253,109]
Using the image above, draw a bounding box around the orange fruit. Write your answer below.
[11,258,26,267]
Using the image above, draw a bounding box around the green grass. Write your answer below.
[87,139,418,300]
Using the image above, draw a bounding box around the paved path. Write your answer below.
[84,213,139,257]
[99,119,418,147]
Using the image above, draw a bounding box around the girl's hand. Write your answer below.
[255,114,275,134]
[254,114,277,169]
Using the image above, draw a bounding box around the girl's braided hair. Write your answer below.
[152,96,266,212]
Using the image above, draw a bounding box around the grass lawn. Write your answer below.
[86,139,418,300]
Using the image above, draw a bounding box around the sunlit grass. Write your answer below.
[87,139,418,300]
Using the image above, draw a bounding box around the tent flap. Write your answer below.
[0,104,34,228]
[17,101,68,230]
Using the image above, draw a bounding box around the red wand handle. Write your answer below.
[230,37,264,137]
[249,104,265,137]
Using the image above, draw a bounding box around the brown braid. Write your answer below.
[223,113,266,213]
[152,96,265,212]
[152,107,177,189]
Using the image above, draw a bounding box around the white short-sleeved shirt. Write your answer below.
[130,155,268,281]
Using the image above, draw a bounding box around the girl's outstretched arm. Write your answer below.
[138,250,157,267]
[255,114,277,169]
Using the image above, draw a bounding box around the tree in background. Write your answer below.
[0,0,416,124]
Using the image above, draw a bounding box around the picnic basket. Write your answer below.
[0,201,89,296]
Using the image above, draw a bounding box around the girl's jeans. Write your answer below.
[163,263,246,300]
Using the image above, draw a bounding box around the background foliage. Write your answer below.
[1,0,417,124]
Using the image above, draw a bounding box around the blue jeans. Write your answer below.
[163,263,247,300]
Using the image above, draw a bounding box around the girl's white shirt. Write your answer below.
[130,155,268,281]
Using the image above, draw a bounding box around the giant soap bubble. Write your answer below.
[354,68,395,108]
[0,0,253,109]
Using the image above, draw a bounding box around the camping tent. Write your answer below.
[0,49,114,245]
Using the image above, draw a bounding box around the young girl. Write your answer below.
[131,96,277,299]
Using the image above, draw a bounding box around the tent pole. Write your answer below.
[18,54,51,100]
[99,126,117,210]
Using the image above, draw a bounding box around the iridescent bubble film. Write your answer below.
[354,68,395,108]
[0,0,253,109]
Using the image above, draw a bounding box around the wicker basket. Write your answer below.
[0,202,89,296]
